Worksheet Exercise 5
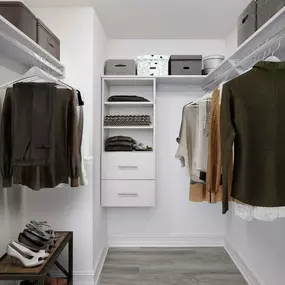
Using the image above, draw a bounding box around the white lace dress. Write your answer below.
[234,203,285,221]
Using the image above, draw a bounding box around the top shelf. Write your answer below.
[103,6,285,91]
[103,75,206,86]
[0,15,65,78]
[204,6,285,89]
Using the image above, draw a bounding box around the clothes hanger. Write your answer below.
[189,92,212,106]
[0,67,74,90]
[265,40,281,62]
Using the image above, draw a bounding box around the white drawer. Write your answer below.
[102,152,155,180]
[101,180,155,207]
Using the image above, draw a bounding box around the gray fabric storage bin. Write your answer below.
[105,60,136,75]
[37,19,60,60]
[257,0,285,29]
[0,1,37,42]
[237,1,257,46]
[169,55,202,75]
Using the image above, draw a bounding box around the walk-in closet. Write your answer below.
[0,0,284,285]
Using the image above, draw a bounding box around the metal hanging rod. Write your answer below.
[203,26,285,91]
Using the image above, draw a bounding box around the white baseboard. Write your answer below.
[94,247,109,285]
[73,270,95,285]
[49,247,108,285]
[109,233,224,247]
[224,239,265,285]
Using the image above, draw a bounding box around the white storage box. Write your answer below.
[137,55,170,76]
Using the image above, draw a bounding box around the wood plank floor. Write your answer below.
[98,247,247,285]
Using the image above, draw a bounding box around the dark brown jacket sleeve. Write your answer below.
[67,91,80,187]
[1,89,13,187]
[220,83,236,214]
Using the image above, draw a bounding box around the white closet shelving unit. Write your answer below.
[204,5,285,90]
[0,15,65,78]
[101,5,285,208]
[101,77,156,207]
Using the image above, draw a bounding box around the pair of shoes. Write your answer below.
[19,230,54,250]
[7,241,48,268]
[6,220,57,268]
[18,232,52,252]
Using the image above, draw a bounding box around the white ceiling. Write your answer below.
[26,0,252,39]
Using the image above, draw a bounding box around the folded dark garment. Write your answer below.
[108,95,149,102]
[106,141,134,147]
[104,115,151,126]
[105,146,133,152]
[106,136,137,144]
[134,147,153,151]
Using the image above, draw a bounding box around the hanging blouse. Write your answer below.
[196,101,208,172]
[176,105,201,182]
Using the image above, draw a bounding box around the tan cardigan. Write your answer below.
[190,88,232,203]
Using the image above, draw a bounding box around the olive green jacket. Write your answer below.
[221,61,285,214]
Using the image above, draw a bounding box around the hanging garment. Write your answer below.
[12,83,55,167]
[206,89,223,203]
[214,84,285,219]
[176,104,210,202]
[221,61,285,214]
[73,89,88,186]
[0,85,81,190]
[176,105,200,181]
[196,101,208,172]
[234,203,285,221]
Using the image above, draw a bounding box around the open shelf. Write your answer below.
[0,15,64,78]
[104,102,154,107]
[103,75,206,86]
[104,125,154,130]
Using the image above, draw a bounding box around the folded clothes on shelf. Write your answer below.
[134,143,153,151]
[108,95,149,102]
[105,136,152,152]
[104,115,151,126]
[106,135,137,144]
[105,145,134,152]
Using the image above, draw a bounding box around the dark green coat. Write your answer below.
[221,61,285,214]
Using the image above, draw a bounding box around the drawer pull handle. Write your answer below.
[47,39,55,48]
[118,166,138,170]
[242,14,249,24]
[118,193,139,197]
[115,64,127,67]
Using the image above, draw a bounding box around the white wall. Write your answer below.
[27,7,96,280]
[92,9,108,275]
[106,39,226,245]
[225,28,238,58]
[107,39,226,59]
[225,208,285,285]
[224,29,285,285]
